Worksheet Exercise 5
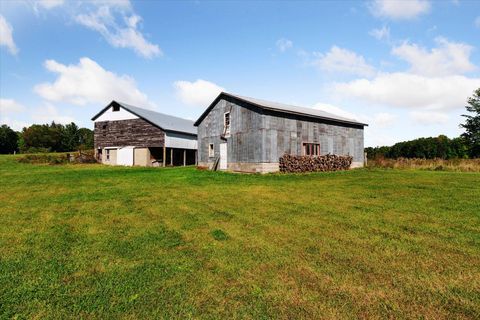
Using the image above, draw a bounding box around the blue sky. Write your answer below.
[1,0,479,147]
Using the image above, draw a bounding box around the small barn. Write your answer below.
[194,92,367,173]
[92,101,197,166]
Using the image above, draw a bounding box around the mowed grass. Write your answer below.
[0,155,479,319]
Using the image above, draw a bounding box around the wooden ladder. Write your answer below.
[212,156,220,171]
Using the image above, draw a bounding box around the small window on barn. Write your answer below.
[106,149,110,161]
[208,143,214,157]
[112,105,120,112]
[303,143,320,156]
[102,124,107,130]
[224,112,230,136]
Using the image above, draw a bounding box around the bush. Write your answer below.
[17,150,97,165]
[17,153,68,165]
[22,147,51,154]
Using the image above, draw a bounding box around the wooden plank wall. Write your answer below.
[94,118,165,149]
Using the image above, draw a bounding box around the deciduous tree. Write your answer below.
[0,125,19,154]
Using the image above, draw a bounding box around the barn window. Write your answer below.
[208,143,214,157]
[106,149,110,161]
[303,143,320,156]
[224,112,230,135]
[112,105,120,112]
[102,124,107,130]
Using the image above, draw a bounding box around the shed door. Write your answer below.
[219,143,227,170]
[117,147,134,166]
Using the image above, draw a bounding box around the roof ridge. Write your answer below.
[224,93,362,124]
[91,100,197,135]
[115,101,194,122]
[194,92,367,126]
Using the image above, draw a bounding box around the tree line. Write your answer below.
[365,135,470,160]
[1,88,479,157]
[366,88,480,160]
[0,122,93,154]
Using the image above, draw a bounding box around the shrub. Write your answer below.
[17,153,68,165]
[17,150,97,165]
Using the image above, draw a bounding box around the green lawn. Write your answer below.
[1,155,479,319]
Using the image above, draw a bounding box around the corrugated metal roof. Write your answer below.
[93,101,197,135]
[232,94,362,124]
[194,92,367,126]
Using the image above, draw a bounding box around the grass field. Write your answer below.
[1,155,479,319]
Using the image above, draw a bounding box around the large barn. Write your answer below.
[92,101,197,166]
[194,92,368,173]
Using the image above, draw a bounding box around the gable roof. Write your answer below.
[92,101,197,136]
[194,92,368,127]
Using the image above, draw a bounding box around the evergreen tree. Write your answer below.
[461,88,480,158]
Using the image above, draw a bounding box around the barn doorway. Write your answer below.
[117,147,134,166]
[219,143,227,170]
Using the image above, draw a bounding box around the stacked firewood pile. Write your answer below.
[279,154,352,173]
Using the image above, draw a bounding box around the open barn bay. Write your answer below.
[0,155,479,319]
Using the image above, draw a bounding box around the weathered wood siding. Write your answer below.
[197,98,265,164]
[262,111,364,164]
[197,96,365,166]
[94,118,165,149]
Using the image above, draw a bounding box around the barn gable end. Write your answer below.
[92,100,197,167]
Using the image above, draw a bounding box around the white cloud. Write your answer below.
[1,101,76,130]
[32,103,75,124]
[0,99,25,114]
[313,46,376,77]
[410,111,449,125]
[334,73,480,111]
[365,127,398,147]
[392,37,476,76]
[35,0,64,10]
[369,0,431,20]
[373,112,397,127]
[276,38,293,52]
[0,117,30,131]
[34,57,155,108]
[369,26,390,40]
[312,102,398,131]
[333,38,479,112]
[75,5,161,59]
[312,102,358,120]
[475,16,480,28]
[174,79,225,107]
[0,15,18,55]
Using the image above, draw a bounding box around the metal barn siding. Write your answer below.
[196,94,366,172]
